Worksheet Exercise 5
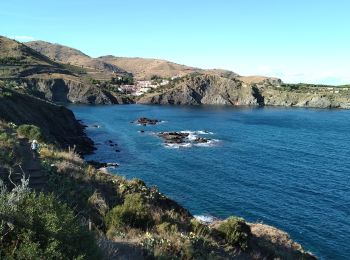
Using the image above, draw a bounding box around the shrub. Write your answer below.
[217,217,251,251]
[191,219,211,238]
[0,182,100,259]
[0,132,18,166]
[17,124,45,142]
[105,193,154,231]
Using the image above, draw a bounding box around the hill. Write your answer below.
[98,56,205,80]
[26,40,127,74]
[138,73,350,109]
[0,36,73,78]
[26,41,243,80]
[0,36,130,104]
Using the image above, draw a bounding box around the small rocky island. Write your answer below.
[134,117,161,125]
[158,131,210,145]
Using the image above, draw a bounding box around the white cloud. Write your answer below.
[12,35,35,42]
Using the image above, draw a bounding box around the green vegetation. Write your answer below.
[0,125,19,166]
[218,217,251,250]
[111,75,134,85]
[0,56,26,65]
[17,124,45,142]
[280,83,340,91]
[0,182,100,259]
[105,193,154,230]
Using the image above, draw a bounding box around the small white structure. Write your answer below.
[160,80,170,86]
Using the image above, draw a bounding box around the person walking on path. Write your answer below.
[31,139,39,159]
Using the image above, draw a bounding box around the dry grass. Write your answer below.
[250,223,303,251]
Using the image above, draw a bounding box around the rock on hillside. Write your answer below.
[0,86,94,154]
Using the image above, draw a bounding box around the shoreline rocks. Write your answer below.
[87,160,119,169]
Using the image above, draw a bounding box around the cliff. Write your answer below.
[138,74,350,109]
[0,85,94,154]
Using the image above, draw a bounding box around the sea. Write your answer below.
[70,104,350,259]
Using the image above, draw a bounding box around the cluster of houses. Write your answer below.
[118,79,171,96]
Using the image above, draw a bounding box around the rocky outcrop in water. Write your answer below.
[158,132,190,144]
[135,117,161,125]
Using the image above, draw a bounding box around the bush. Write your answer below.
[17,124,45,142]
[105,193,154,231]
[0,132,18,166]
[217,217,251,251]
[0,184,100,259]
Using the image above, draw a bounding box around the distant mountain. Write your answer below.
[26,41,127,74]
[26,40,243,80]
[98,56,205,80]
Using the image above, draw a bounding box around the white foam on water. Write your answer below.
[180,130,213,135]
[194,139,220,147]
[163,142,193,149]
[196,130,214,135]
[194,215,216,223]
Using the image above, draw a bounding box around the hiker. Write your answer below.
[31,139,39,159]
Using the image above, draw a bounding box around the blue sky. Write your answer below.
[1,0,349,84]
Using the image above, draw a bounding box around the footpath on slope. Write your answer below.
[7,138,47,191]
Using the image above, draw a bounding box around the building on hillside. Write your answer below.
[119,85,137,94]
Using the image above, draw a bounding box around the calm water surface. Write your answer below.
[70,104,350,259]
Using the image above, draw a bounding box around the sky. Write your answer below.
[1,0,349,84]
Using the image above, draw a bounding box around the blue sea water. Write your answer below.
[70,104,350,259]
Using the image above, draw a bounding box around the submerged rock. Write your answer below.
[194,137,209,143]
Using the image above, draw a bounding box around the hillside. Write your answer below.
[0,86,316,259]
[0,84,94,154]
[0,36,72,78]
[26,40,127,74]
[138,74,350,109]
[26,41,243,80]
[0,36,130,104]
[98,56,205,80]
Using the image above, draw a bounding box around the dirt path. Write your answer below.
[9,138,47,191]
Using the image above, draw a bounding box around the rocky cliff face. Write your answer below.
[16,77,127,104]
[0,87,94,154]
[138,74,271,106]
[138,74,350,109]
